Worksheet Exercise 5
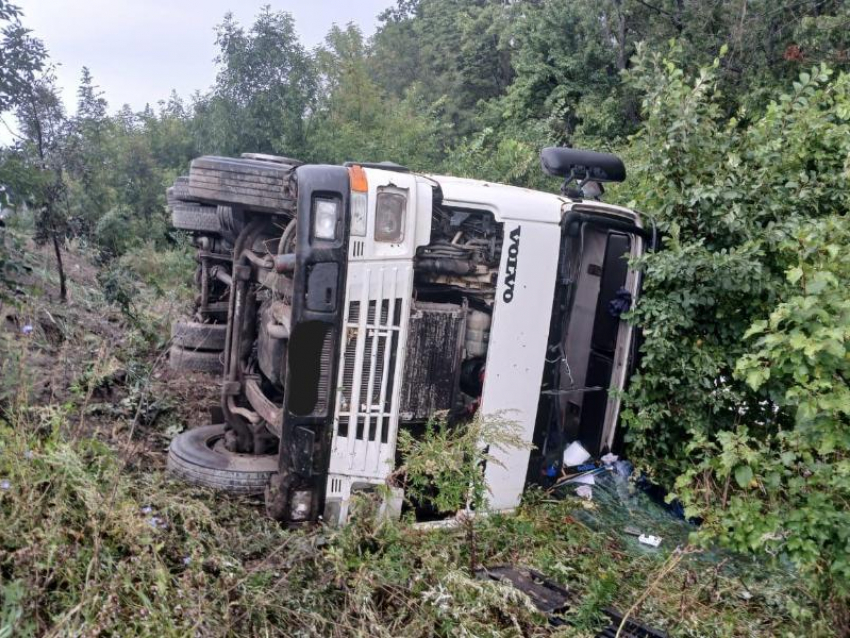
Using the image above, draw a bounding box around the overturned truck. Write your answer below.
[166,149,652,526]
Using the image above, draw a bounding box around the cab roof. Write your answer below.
[425,174,567,225]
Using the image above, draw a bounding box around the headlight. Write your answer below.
[374,189,406,243]
[312,198,339,240]
[350,191,367,237]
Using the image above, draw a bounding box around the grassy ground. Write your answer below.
[0,227,830,637]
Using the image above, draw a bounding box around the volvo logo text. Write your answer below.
[502,226,521,303]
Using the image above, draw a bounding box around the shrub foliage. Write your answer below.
[621,47,850,615]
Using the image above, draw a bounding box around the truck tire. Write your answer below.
[168,424,277,494]
[168,345,223,374]
[187,156,296,213]
[167,176,192,206]
[241,152,303,165]
[171,202,222,233]
[196,301,230,322]
[173,175,191,200]
[171,320,226,351]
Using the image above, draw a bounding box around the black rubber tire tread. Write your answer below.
[190,172,288,194]
[187,155,296,213]
[173,175,191,199]
[241,152,303,165]
[168,345,223,374]
[171,320,227,350]
[187,186,294,214]
[168,424,277,494]
[171,202,222,233]
[196,301,230,318]
[191,166,291,187]
[192,155,295,175]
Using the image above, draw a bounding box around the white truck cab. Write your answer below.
[166,148,652,526]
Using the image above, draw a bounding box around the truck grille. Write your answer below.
[314,327,334,415]
[338,298,402,445]
[331,263,409,476]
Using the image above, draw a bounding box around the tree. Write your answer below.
[306,23,447,169]
[0,1,45,116]
[14,67,70,301]
[193,7,315,157]
[0,1,46,209]
[370,0,516,138]
[64,67,114,236]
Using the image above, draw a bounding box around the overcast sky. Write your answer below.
[16,0,392,115]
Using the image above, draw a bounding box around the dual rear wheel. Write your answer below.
[167,153,301,499]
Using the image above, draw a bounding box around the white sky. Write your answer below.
[15,0,392,115]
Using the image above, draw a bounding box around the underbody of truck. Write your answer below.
[166,148,650,526]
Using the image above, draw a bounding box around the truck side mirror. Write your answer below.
[540,147,625,199]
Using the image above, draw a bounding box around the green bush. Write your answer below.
[620,44,850,624]
[94,207,173,260]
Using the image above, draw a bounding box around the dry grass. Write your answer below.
[0,234,829,637]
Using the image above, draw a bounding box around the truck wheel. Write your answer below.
[173,175,191,200]
[167,176,192,206]
[168,345,223,374]
[168,424,277,494]
[240,152,303,165]
[171,202,222,233]
[187,155,296,213]
[171,320,226,351]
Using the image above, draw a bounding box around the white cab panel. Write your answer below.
[480,219,560,511]
[328,168,431,524]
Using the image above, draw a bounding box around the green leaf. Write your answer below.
[734,465,754,489]
[787,266,804,284]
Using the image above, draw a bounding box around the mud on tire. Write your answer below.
[171,320,227,351]
[168,345,223,374]
[170,202,222,234]
[166,176,192,206]
[187,155,297,213]
[168,424,277,494]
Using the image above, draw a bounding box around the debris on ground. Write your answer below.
[563,440,592,466]
[476,565,668,637]
[638,534,663,548]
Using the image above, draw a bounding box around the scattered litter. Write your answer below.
[21,324,33,335]
[146,516,168,530]
[563,441,591,467]
[614,459,633,477]
[575,485,593,500]
[141,505,153,514]
[601,452,619,466]
[0,479,10,490]
[574,463,597,472]
[603,606,668,638]
[624,525,642,537]
[477,565,669,636]
[476,566,571,616]
[639,534,663,548]
[23,450,33,460]
[571,473,596,486]
[182,556,192,566]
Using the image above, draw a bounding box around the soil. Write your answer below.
[0,237,220,469]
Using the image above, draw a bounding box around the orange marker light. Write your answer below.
[348,165,368,193]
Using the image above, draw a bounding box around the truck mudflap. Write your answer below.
[270,165,351,523]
